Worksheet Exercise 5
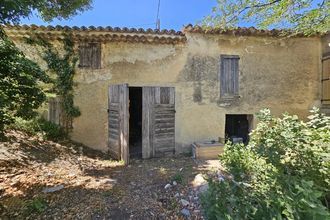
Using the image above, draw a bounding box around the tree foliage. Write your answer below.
[0,32,49,138]
[0,0,92,24]
[0,0,92,137]
[203,0,330,35]
[202,108,330,219]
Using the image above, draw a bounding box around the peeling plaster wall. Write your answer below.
[72,42,187,151]
[174,34,321,152]
[71,34,321,152]
[11,33,322,153]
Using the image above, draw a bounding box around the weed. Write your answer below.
[25,197,47,214]
[102,190,113,197]
[169,198,178,210]
[171,173,183,184]
[8,117,67,141]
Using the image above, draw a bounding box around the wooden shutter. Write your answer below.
[48,97,62,125]
[322,57,330,105]
[108,84,129,164]
[220,55,240,97]
[79,43,101,69]
[142,87,175,158]
[91,43,101,69]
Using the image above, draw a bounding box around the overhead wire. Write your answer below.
[156,0,161,30]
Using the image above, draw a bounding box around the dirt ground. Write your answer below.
[0,130,220,220]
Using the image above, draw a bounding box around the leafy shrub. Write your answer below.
[8,117,67,141]
[202,108,330,220]
[38,118,67,140]
[0,32,49,139]
[171,172,183,184]
[8,117,40,135]
[25,197,47,214]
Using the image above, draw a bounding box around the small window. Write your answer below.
[220,55,240,98]
[78,42,101,69]
[225,114,253,144]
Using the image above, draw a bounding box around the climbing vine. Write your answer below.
[26,33,80,131]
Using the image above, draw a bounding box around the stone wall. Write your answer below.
[8,30,322,153]
[71,33,321,152]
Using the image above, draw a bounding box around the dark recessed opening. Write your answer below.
[225,114,253,144]
[129,87,143,158]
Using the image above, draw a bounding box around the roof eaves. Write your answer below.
[183,24,322,37]
[3,24,187,44]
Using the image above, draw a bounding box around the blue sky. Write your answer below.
[21,0,218,31]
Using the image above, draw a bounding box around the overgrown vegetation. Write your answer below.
[0,30,49,139]
[202,108,330,219]
[171,172,183,184]
[24,197,47,214]
[0,0,92,139]
[8,117,67,141]
[26,34,81,131]
[1,32,80,138]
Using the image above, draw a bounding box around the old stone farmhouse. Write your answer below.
[4,24,330,163]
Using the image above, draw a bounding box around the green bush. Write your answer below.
[171,172,183,184]
[38,118,67,140]
[25,197,47,214]
[202,108,330,220]
[0,32,50,139]
[8,117,40,135]
[8,117,67,141]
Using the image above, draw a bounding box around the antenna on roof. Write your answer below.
[156,0,161,30]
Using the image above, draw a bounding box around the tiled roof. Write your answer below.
[4,24,186,44]
[183,24,320,37]
[3,24,321,44]
[5,24,185,35]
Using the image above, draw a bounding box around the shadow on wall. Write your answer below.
[178,54,219,104]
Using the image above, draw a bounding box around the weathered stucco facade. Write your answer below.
[5,25,324,154]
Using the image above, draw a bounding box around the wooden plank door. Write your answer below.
[142,87,175,158]
[108,84,129,164]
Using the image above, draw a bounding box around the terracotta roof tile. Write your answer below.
[4,24,321,44]
[183,24,321,37]
[3,24,186,44]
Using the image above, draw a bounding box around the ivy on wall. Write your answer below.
[25,33,80,131]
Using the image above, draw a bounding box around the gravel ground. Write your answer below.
[0,130,221,219]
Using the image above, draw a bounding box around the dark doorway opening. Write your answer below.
[129,87,143,158]
[225,114,253,144]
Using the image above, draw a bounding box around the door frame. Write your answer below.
[108,84,176,163]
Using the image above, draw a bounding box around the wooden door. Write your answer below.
[142,87,175,158]
[108,84,129,164]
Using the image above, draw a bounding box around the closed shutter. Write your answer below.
[78,43,101,69]
[220,55,240,98]
[48,97,62,125]
[322,57,330,105]
[142,87,175,158]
